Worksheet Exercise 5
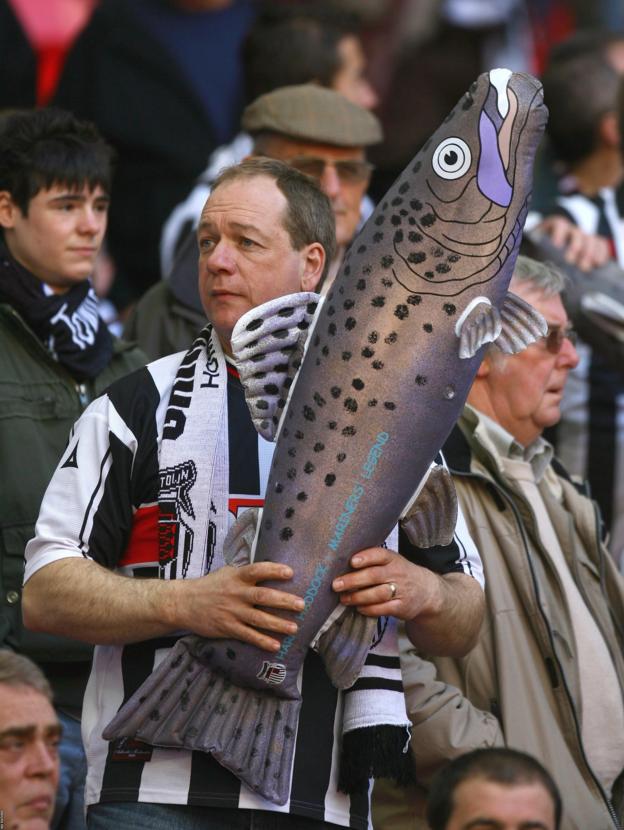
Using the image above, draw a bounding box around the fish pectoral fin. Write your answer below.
[103,636,301,806]
[223,507,260,566]
[400,464,458,547]
[313,605,377,690]
[230,291,320,441]
[457,298,502,359]
[494,290,548,354]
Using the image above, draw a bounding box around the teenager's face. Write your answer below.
[0,183,109,292]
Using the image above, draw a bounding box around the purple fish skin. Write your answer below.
[200,70,547,696]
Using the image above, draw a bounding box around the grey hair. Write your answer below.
[0,650,53,701]
[511,255,567,297]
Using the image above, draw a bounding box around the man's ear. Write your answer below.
[0,191,20,229]
[600,111,620,149]
[300,242,326,292]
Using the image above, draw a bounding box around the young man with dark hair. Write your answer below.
[427,748,561,830]
[0,106,145,829]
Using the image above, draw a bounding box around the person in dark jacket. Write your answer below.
[0,107,145,830]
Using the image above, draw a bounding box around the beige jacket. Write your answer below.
[374,409,624,830]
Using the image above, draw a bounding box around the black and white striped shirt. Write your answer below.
[25,352,482,826]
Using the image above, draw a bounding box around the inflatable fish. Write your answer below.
[104,68,548,803]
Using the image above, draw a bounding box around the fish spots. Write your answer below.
[372,296,385,308]
[357,244,367,254]
[344,265,351,276]
[423,323,433,333]
[462,93,474,110]
[256,400,269,410]
[282,427,290,438]
[415,375,427,386]
[381,277,393,288]
[328,420,337,430]
[303,405,315,421]
[313,392,326,407]
[384,401,396,411]
[280,527,293,541]
[331,386,342,399]
[313,442,325,452]
[304,461,315,474]
[394,230,403,244]
[368,398,378,407]
[328,322,337,336]
[327,305,335,317]
[337,452,346,462]
[287,468,297,480]
[399,209,408,216]
[362,346,375,358]
[285,507,295,518]
[443,303,457,316]
[421,213,436,227]
[433,247,444,257]
[412,161,421,173]
[356,279,366,291]
[313,335,320,348]
[342,426,356,436]
[408,231,423,244]
[322,345,329,357]
[374,215,385,226]
[425,271,434,279]
[295,430,304,440]
[381,255,394,269]
[344,299,355,310]
[408,252,426,264]
[373,232,384,243]
[287,447,296,458]
[436,263,451,273]
[394,304,409,320]
[448,254,461,263]
[372,360,384,370]
[410,199,422,211]
[399,181,410,194]
[275,483,284,493]
[385,332,398,344]
[344,397,358,413]
[391,196,403,206]
[391,214,402,226]
[345,317,357,331]
[325,474,336,486]
[352,378,365,390]
[342,351,352,361]
[297,491,308,502]
[368,331,379,344]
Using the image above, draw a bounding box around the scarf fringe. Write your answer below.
[339,725,415,794]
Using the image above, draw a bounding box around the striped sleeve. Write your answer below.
[24,367,160,581]
[398,451,484,589]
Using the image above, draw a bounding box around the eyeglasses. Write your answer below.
[541,323,578,354]
[285,156,374,183]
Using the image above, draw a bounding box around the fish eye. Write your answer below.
[432,137,471,179]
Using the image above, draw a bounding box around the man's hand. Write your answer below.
[172,562,305,652]
[332,547,484,657]
[332,547,438,621]
[537,215,610,271]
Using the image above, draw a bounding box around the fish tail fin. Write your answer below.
[103,636,301,805]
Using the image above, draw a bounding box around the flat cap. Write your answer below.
[241,84,383,147]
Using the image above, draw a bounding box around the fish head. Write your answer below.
[377,69,547,298]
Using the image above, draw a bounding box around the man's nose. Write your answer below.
[559,334,580,370]
[319,163,342,200]
[204,239,236,272]
[27,740,58,777]
[78,207,103,235]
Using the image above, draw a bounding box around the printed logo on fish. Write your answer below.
[257,661,287,686]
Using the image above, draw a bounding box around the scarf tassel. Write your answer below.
[339,725,415,793]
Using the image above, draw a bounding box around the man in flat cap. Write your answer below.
[125,84,382,360]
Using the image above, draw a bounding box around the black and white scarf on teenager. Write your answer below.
[104,301,413,801]
[0,240,112,380]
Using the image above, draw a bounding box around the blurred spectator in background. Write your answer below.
[160,2,378,280]
[0,107,145,829]
[539,47,624,567]
[53,0,257,311]
[426,748,561,830]
[128,85,381,361]
[0,651,61,830]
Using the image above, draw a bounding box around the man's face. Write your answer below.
[0,184,109,293]
[446,777,556,830]
[258,134,370,249]
[473,281,579,447]
[0,685,61,829]
[333,35,378,111]
[197,174,322,351]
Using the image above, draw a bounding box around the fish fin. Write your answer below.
[400,464,458,547]
[103,636,301,806]
[313,605,377,690]
[494,291,548,354]
[457,298,502,359]
[230,292,320,441]
[223,507,260,566]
